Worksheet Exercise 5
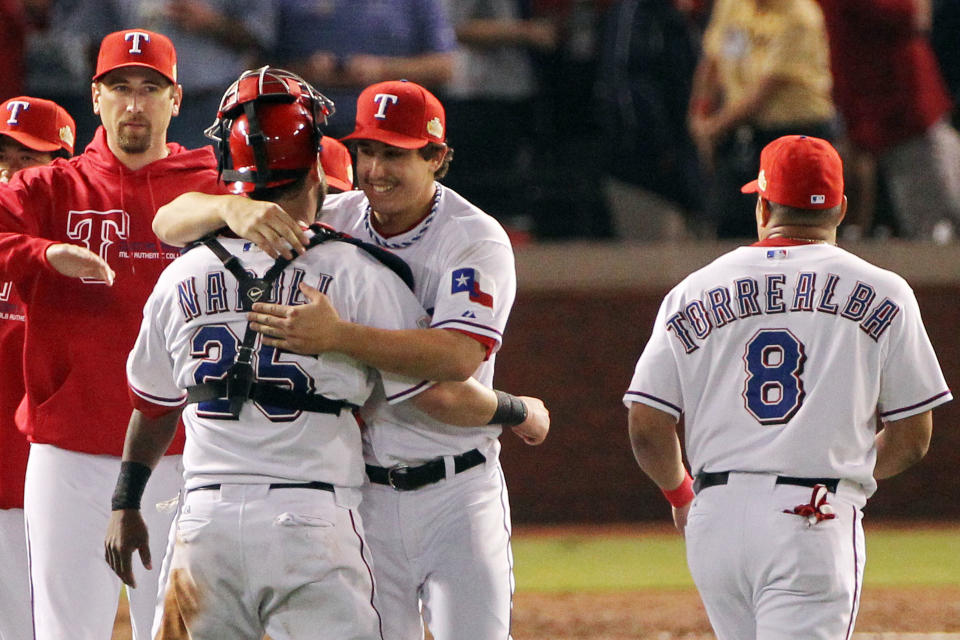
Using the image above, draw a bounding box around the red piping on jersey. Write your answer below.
[445,328,497,360]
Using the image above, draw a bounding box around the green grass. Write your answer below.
[861,527,960,586]
[512,524,960,593]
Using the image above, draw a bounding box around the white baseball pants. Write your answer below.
[685,472,865,640]
[23,444,182,640]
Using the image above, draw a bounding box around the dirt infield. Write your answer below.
[112,585,960,639]
[510,587,960,639]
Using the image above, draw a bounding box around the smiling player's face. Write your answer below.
[355,140,442,230]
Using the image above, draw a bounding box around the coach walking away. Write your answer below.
[0,95,76,640]
[154,78,545,640]
[0,29,227,640]
[624,135,952,639]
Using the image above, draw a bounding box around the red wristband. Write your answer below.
[662,473,695,508]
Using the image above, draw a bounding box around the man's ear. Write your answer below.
[836,195,848,226]
[91,83,101,115]
[171,84,183,117]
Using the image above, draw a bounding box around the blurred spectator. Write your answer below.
[594,0,704,241]
[522,0,615,239]
[23,0,115,151]
[689,0,836,239]
[440,0,557,236]
[0,0,30,102]
[817,0,960,242]
[116,0,277,149]
[931,0,960,128]
[274,0,457,138]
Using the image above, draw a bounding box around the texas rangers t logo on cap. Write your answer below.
[125,31,151,54]
[373,93,398,119]
[5,100,29,125]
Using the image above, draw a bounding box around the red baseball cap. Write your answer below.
[0,96,76,154]
[741,135,844,209]
[93,29,177,84]
[320,136,354,191]
[342,80,445,149]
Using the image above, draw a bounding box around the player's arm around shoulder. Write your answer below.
[250,280,489,381]
[153,191,308,259]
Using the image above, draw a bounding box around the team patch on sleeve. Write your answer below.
[451,267,493,308]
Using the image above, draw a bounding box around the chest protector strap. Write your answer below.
[184,224,414,418]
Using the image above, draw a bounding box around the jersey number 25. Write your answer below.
[191,324,315,421]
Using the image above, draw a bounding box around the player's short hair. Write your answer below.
[249,171,311,204]
[419,142,454,180]
[768,200,843,226]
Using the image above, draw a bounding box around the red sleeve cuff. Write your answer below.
[445,328,498,361]
[128,386,183,419]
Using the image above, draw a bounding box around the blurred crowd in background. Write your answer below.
[1,0,958,243]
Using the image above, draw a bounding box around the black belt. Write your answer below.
[189,481,334,493]
[694,472,839,495]
[366,449,486,492]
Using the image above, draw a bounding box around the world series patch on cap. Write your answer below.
[741,135,844,210]
[93,29,177,84]
[0,96,76,154]
[342,80,445,149]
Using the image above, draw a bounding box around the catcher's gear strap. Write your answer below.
[185,379,357,415]
[183,225,414,417]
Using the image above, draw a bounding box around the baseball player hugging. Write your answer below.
[105,67,548,640]
[625,135,951,640]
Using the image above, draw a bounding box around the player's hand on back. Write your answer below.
[222,197,308,260]
[250,281,343,354]
[511,396,550,445]
[104,509,152,588]
[45,243,116,285]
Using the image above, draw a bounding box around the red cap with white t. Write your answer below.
[0,96,76,154]
[342,80,446,149]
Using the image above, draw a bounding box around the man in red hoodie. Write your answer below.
[0,29,227,640]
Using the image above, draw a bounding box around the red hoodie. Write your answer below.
[0,127,229,457]
[0,281,27,509]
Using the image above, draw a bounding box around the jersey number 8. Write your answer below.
[742,328,806,425]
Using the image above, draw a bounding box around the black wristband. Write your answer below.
[489,390,528,427]
[111,461,153,511]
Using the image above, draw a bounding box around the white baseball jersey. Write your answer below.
[127,234,432,497]
[624,240,952,498]
[322,184,517,465]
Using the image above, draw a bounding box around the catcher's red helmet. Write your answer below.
[205,66,334,193]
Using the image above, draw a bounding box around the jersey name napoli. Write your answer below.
[624,244,951,497]
[321,185,517,465]
[127,236,431,491]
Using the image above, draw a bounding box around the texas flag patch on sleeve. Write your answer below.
[451,267,494,308]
